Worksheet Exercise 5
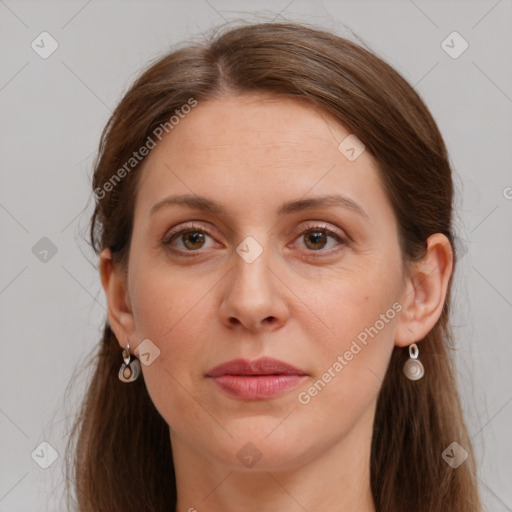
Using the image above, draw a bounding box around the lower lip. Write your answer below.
[208,374,307,400]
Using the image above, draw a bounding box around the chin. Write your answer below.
[211,426,316,472]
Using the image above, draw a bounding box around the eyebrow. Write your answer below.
[149,193,370,220]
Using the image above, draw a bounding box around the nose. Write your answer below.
[218,245,289,332]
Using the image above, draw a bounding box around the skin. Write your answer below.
[100,93,453,512]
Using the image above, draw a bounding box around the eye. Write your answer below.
[294,224,347,254]
[162,223,218,255]
[162,222,348,258]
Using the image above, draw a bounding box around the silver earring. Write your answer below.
[118,342,141,383]
[403,342,424,380]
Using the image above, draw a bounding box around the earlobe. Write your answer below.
[394,233,453,347]
[99,248,136,348]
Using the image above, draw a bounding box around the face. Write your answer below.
[113,94,410,470]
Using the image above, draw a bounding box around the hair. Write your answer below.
[64,21,482,512]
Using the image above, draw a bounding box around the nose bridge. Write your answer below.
[232,236,274,299]
[219,233,287,330]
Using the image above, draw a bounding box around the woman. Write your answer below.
[65,21,482,511]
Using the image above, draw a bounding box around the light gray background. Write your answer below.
[0,1,511,510]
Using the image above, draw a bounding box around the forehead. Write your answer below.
[133,93,390,224]
[154,94,349,164]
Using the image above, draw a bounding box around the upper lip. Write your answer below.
[206,357,307,377]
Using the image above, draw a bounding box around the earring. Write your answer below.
[403,342,424,380]
[118,342,141,383]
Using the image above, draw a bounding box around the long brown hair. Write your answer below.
[64,21,482,511]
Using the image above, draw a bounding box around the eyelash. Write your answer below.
[162,222,348,258]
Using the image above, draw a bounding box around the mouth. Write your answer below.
[206,357,308,400]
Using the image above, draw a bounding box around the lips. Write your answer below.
[206,357,307,378]
[206,357,308,400]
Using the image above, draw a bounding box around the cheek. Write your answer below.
[129,256,214,345]
[129,275,212,431]
[294,289,397,442]
[299,268,400,415]
[308,271,400,351]
[128,263,218,383]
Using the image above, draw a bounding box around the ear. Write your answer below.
[99,248,137,349]
[394,233,454,347]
